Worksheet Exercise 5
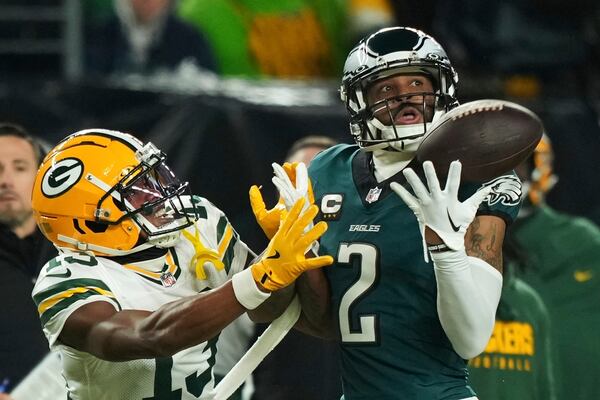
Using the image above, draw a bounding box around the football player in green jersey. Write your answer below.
[29,129,333,400]
[252,27,523,399]
[510,136,600,400]
[467,263,557,400]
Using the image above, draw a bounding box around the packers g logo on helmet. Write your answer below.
[32,129,197,256]
[41,157,83,198]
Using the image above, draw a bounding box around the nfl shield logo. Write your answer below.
[160,272,177,287]
[365,187,382,203]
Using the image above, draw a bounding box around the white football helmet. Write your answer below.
[340,27,459,152]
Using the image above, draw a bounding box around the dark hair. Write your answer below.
[285,135,338,161]
[0,123,47,166]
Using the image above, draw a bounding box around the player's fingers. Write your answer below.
[295,162,309,194]
[273,162,294,188]
[282,162,298,183]
[446,160,463,195]
[297,221,328,249]
[402,168,430,200]
[279,208,288,223]
[272,176,296,208]
[391,181,419,210]
[279,197,305,234]
[249,185,267,217]
[288,203,319,239]
[307,177,315,204]
[300,255,334,270]
[423,161,442,195]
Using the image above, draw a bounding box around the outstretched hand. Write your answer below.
[390,161,492,256]
[249,185,286,239]
[250,198,333,291]
[272,161,314,211]
[249,162,315,240]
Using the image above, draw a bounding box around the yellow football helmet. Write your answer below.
[32,129,197,256]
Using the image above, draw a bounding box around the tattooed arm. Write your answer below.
[465,215,506,272]
[423,214,507,359]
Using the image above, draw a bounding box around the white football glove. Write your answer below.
[390,160,492,259]
[271,162,311,213]
[271,162,318,253]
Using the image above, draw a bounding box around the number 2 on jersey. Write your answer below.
[337,242,379,344]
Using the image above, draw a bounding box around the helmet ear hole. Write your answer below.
[438,94,449,109]
[85,220,109,233]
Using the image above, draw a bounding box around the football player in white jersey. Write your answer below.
[30,129,333,400]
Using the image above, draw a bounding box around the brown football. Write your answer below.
[416,99,544,182]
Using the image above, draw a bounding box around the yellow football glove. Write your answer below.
[249,161,315,240]
[249,185,286,239]
[250,198,333,291]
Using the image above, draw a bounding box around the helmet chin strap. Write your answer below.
[149,230,182,248]
[57,234,154,256]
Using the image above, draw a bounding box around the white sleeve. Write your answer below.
[431,250,503,359]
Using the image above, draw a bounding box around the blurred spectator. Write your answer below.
[0,123,56,393]
[177,0,394,79]
[468,252,556,399]
[252,135,342,400]
[537,99,600,225]
[86,0,217,76]
[284,135,339,164]
[507,135,600,400]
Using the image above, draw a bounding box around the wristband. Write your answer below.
[427,243,451,253]
[232,268,271,310]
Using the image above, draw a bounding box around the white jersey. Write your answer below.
[32,196,252,400]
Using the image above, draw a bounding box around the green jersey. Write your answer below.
[468,267,556,400]
[309,145,521,400]
[514,206,600,400]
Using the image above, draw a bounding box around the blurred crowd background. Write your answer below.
[1,0,600,398]
[1,0,599,242]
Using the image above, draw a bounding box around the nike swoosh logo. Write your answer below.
[447,210,460,232]
[47,270,72,278]
[266,250,281,260]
